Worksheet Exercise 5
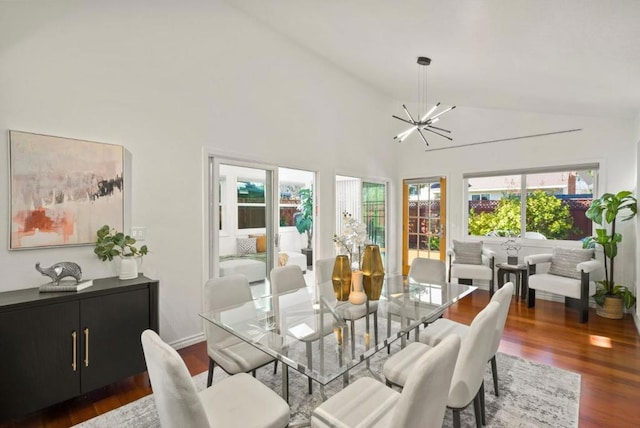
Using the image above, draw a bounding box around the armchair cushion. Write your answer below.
[548,247,594,280]
[451,263,493,281]
[528,273,596,299]
[452,240,483,265]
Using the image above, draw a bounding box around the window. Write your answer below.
[471,193,490,201]
[218,179,225,231]
[362,182,386,248]
[335,175,387,264]
[465,165,597,241]
[279,183,303,227]
[237,180,266,229]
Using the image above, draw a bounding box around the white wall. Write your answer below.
[396,106,638,291]
[0,1,397,346]
[2,1,637,346]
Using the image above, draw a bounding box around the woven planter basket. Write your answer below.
[596,296,624,319]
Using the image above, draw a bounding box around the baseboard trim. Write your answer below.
[633,311,640,335]
[170,332,205,350]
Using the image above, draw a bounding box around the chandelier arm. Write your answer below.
[396,126,417,141]
[417,128,430,146]
[423,127,453,141]
[394,126,416,141]
[402,105,417,123]
[426,125,451,133]
[420,102,440,122]
[429,105,456,121]
[392,115,416,126]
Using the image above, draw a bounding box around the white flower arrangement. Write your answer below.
[333,211,369,270]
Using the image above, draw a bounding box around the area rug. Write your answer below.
[75,344,580,428]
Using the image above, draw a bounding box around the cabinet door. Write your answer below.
[80,288,150,392]
[0,301,80,419]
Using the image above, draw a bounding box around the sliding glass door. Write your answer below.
[211,160,276,296]
[209,158,315,297]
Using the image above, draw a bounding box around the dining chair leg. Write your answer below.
[252,369,256,377]
[207,358,214,387]
[306,341,313,394]
[473,391,482,428]
[491,355,499,396]
[273,360,278,375]
[350,320,356,356]
[480,380,486,425]
[386,316,392,353]
[452,409,461,428]
[373,311,378,346]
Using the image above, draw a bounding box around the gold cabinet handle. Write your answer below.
[84,328,90,367]
[72,331,77,371]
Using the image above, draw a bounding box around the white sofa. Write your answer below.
[279,251,307,273]
[219,250,307,284]
[219,258,266,283]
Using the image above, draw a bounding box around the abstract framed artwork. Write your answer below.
[9,131,124,249]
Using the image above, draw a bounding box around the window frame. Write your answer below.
[463,163,599,243]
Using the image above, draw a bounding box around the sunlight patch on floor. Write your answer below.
[589,335,612,348]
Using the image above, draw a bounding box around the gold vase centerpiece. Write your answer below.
[332,255,352,301]
[362,245,384,301]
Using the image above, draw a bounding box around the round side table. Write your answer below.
[495,263,528,299]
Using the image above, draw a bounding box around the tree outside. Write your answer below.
[468,190,576,239]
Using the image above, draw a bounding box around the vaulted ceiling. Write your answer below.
[225,0,640,119]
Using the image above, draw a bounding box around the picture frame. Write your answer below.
[8,130,124,250]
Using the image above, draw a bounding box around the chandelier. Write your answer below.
[392,56,456,147]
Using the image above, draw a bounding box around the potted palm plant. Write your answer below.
[294,188,313,266]
[583,191,637,318]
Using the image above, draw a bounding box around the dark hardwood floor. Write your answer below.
[1,290,638,427]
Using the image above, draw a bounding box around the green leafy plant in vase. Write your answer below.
[95,225,149,279]
[582,191,637,317]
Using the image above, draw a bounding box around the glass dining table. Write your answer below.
[199,275,475,402]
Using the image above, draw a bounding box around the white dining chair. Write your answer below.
[311,334,461,428]
[316,257,379,357]
[383,301,501,428]
[141,329,290,428]
[270,264,335,394]
[419,281,514,396]
[386,257,446,351]
[204,274,276,387]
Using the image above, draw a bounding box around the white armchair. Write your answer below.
[525,248,603,323]
[448,240,495,293]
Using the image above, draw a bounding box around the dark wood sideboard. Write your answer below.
[0,275,159,420]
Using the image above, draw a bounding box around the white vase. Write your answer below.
[349,271,367,305]
[119,257,139,280]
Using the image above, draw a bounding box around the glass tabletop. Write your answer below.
[199,275,475,387]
